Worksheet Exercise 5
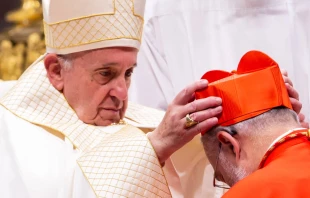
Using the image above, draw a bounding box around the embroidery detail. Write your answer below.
[259,129,310,168]
[44,0,144,49]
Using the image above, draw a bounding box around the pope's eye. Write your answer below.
[125,69,133,77]
[100,71,112,77]
[92,69,115,85]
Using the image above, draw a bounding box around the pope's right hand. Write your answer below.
[147,80,222,165]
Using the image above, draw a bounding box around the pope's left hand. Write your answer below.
[282,69,309,128]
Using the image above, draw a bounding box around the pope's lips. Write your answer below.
[100,108,121,112]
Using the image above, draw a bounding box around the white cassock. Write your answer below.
[130,0,310,197]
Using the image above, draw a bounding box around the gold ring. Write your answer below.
[185,114,199,128]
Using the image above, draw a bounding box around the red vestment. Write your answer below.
[223,129,310,198]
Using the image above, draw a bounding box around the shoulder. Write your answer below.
[0,105,78,161]
[0,105,62,142]
[0,105,79,197]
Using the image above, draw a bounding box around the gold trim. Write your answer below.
[44,37,141,48]
[258,129,310,169]
[131,0,144,20]
[40,125,65,141]
[43,0,144,50]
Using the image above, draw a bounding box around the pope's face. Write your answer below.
[62,47,137,126]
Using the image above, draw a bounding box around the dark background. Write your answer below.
[0,0,22,31]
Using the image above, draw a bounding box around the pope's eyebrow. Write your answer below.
[101,63,137,67]
[93,63,137,72]
[102,62,119,67]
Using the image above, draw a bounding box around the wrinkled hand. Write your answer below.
[281,69,309,128]
[147,80,222,165]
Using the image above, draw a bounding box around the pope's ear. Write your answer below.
[216,131,240,161]
[44,54,64,91]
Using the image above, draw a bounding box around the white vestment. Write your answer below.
[0,57,173,198]
[0,106,220,198]
[0,105,186,198]
[0,105,96,198]
[130,0,310,197]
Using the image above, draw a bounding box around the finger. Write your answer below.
[187,93,195,103]
[283,76,293,87]
[183,96,222,115]
[298,113,309,128]
[290,98,302,114]
[173,80,208,105]
[286,83,299,100]
[281,69,288,77]
[300,121,309,129]
[186,106,222,123]
[298,113,305,123]
[187,117,219,136]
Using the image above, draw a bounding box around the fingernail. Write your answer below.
[216,97,222,104]
[216,106,223,113]
[211,117,219,123]
[200,79,208,86]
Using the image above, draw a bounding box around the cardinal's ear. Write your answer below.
[217,131,240,161]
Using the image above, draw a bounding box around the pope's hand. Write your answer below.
[281,69,309,128]
[147,80,222,165]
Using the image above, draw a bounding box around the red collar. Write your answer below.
[258,129,310,169]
